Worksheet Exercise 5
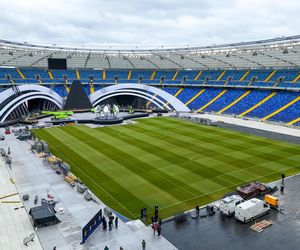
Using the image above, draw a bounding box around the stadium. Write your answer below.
[1,2,300,250]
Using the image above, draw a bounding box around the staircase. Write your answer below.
[240,70,250,81]
[216,71,226,81]
[127,70,132,80]
[172,70,179,80]
[264,70,277,82]
[150,70,156,80]
[76,69,80,80]
[194,70,203,81]
[17,68,25,79]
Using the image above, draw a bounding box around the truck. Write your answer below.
[219,195,244,216]
[234,198,270,223]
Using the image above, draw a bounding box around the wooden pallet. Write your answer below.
[250,220,273,232]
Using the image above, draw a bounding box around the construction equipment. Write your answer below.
[84,190,93,201]
[0,148,6,156]
[68,172,78,182]
[77,183,87,194]
[17,130,32,141]
[58,162,70,176]
[64,176,73,183]
[22,194,29,201]
[42,111,73,120]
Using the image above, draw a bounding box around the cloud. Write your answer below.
[0,0,299,47]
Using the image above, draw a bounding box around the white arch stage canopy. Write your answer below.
[0,85,64,122]
[89,84,190,112]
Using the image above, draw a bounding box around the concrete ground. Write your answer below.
[186,113,300,137]
[0,159,43,250]
[162,175,300,250]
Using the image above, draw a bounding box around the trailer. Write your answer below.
[264,195,279,208]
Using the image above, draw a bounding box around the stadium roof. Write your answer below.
[0,35,300,70]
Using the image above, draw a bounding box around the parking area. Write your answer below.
[162,175,300,250]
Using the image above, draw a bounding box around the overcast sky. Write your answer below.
[0,0,299,47]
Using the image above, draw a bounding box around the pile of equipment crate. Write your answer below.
[237,181,269,199]
[31,139,49,153]
[39,151,95,202]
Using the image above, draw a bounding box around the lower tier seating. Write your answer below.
[166,87,300,125]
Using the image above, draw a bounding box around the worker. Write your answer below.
[115,217,118,229]
[154,204,159,217]
[195,205,200,217]
[157,224,161,236]
[280,179,285,193]
[142,239,146,250]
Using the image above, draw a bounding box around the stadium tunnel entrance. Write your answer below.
[0,85,64,122]
[89,84,190,112]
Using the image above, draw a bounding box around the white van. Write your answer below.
[219,195,244,216]
[234,198,270,223]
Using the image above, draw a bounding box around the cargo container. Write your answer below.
[264,195,279,207]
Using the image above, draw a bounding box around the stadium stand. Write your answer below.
[0,66,300,125]
[1,36,300,125]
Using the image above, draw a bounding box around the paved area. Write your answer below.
[188,113,300,137]
[218,122,300,144]
[0,127,177,250]
[162,174,300,250]
[0,159,43,250]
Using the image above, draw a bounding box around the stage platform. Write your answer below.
[44,112,149,126]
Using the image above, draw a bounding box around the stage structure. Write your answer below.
[89,84,190,112]
[0,85,64,122]
[64,80,92,110]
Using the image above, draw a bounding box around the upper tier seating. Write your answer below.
[0,68,299,87]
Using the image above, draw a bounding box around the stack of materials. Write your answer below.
[250,220,273,232]
[237,182,268,199]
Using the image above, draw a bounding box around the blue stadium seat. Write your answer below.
[247,92,298,119]
[224,90,271,115]
[176,88,201,104]
[204,89,246,112]
[188,88,223,110]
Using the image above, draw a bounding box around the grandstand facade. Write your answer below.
[1,35,300,125]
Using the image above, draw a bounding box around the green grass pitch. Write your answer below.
[34,117,300,220]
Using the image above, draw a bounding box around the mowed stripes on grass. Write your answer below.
[34,117,300,220]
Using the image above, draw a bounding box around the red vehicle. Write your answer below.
[5,127,11,134]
